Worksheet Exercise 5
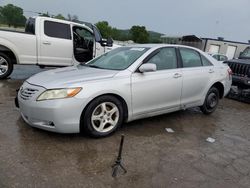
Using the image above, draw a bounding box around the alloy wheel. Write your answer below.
[0,56,8,76]
[91,102,119,133]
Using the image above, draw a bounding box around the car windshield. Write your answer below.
[84,47,149,70]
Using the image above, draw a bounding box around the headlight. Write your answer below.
[37,87,82,101]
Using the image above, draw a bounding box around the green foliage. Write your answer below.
[95,21,130,41]
[0,4,26,27]
[112,28,130,41]
[67,14,79,22]
[54,14,65,20]
[130,25,149,43]
[148,31,163,43]
[95,21,162,43]
[40,12,50,17]
[95,21,113,39]
[0,7,3,23]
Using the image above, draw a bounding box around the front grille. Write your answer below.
[20,87,39,100]
[227,62,250,77]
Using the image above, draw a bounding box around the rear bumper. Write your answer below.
[232,75,250,88]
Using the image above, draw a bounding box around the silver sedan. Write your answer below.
[17,44,232,137]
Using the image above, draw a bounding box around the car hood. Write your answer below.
[226,58,250,65]
[26,66,119,88]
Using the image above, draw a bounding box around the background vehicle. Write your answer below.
[17,44,232,137]
[224,46,250,89]
[208,53,228,63]
[0,16,117,79]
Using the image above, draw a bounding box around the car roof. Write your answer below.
[126,44,202,51]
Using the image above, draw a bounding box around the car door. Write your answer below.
[131,47,182,117]
[92,25,105,57]
[179,47,214,107]
[72,26,95,62]
[38,20,73,66]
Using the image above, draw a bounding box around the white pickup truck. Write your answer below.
[0,16,118,79]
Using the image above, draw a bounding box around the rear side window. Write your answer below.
[44,21,71,40]
[212,54,220,61]
[180,48,202,68]
[201,55,213,66]
[25,18,35,34]
[220,55,228,61]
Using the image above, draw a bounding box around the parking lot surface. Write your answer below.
[0,65,250,188]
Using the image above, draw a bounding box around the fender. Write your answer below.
[0,38,20,64]
[201,79,225,103]
[78,89,132,121]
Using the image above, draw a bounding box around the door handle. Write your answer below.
[43,41,51,45]
[208,69,214,73]
[173,73,182,78]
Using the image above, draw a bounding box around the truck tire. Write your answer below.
[0,52,13,79]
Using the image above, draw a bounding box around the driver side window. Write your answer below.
[146,48,177,70]
[76,28,93,41]
[73,26,95,62]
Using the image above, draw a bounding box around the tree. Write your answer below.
[67,14,79,22]
[54,14,65,20]
[39,12,50,17]
[0,4,26,27]
[130,25,149,43]
[0,7,3,23]
[111,28,121,40]
[95,21,113,39]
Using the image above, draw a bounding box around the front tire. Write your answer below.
[81,95,124,137]
[0,52,13,79]
[200,87,219,115]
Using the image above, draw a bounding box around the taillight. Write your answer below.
[227,68,233,75]
[227,68,232,80]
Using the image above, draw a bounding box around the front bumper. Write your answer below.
[232,75,250,88]
[17,82,88,133]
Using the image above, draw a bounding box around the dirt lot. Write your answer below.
[0,66,250,188]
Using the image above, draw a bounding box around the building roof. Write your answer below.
[201,37,250,45]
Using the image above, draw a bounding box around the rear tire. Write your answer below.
[200,87,219,115]
[0,52,13,79]
[81,95,124,137]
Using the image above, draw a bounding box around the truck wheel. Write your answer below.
[200,87,219,115]
[0,52,13,79]
[81,95,124,137]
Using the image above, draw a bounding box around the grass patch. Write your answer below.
[0,24,24,32]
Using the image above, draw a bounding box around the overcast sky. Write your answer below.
[1,0,250,42]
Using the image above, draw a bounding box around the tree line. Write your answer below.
[0,4,162,43]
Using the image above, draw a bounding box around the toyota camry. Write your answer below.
[17,44,232,137]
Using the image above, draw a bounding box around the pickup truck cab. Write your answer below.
[0,16,117,79]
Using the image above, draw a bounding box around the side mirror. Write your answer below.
[100,37,113,47]
[139,63,157,73]
[106,37,113,47]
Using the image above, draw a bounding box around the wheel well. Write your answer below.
[80,93,129,125]
[211,82,224,98]
[0,45,17,64]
